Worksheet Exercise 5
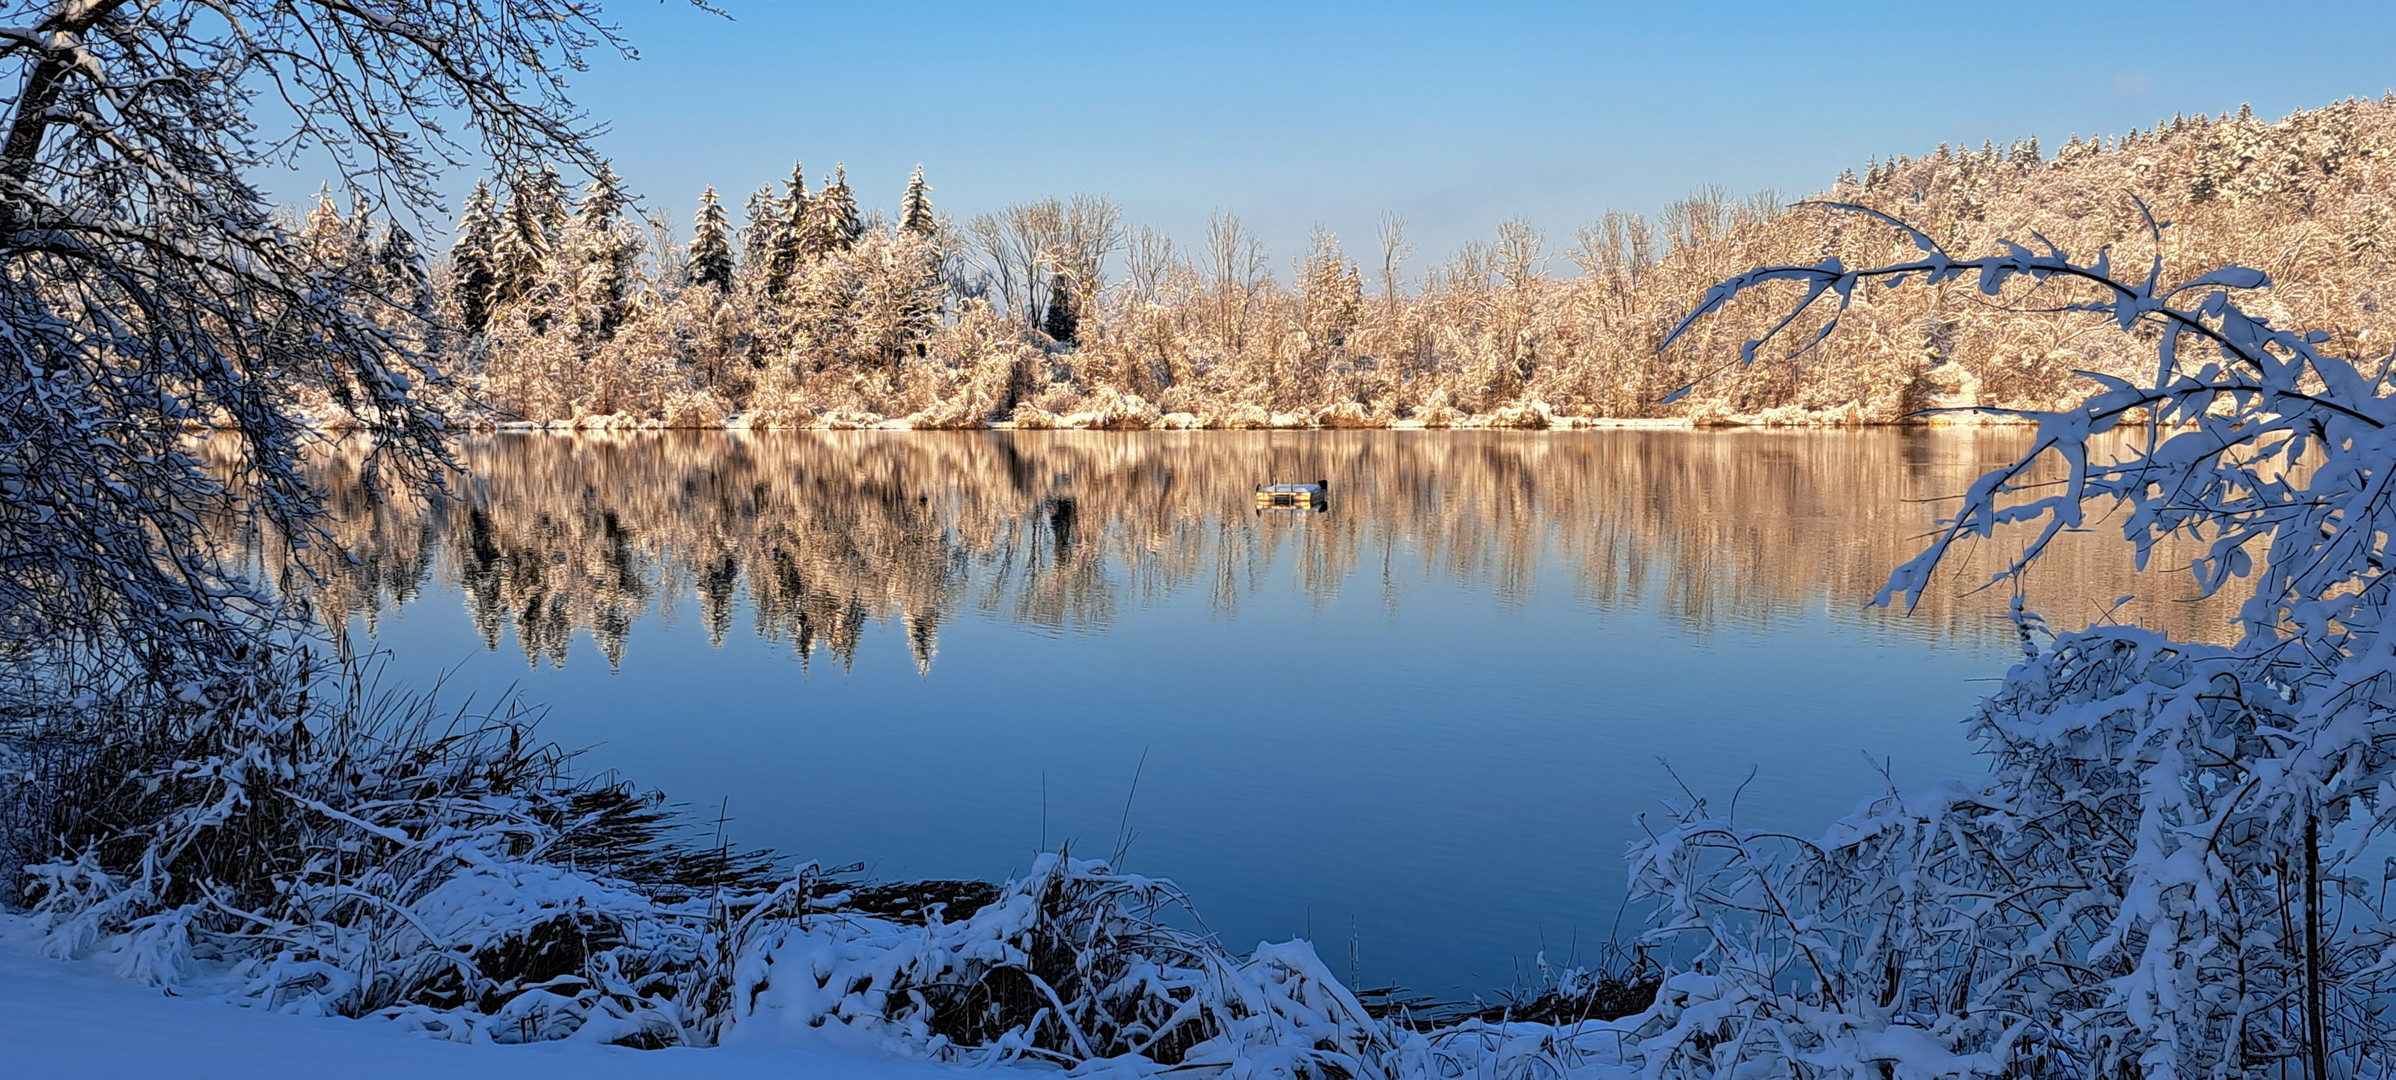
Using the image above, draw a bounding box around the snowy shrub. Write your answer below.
[727,854,1414,1074]
[1314,401,1389,429]
[1618,203,2396,1078]
[10,648,784,1046]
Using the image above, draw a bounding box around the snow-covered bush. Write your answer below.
[1621,203,2396,1078]
[727,854,1413,1074]
[10,647,785,1045]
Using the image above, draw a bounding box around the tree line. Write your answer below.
[291,95,2396,430]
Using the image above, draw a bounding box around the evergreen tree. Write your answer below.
[690,186,735,293]
[900,165,936,236]
[738,184,779,279]
[450,179,500,333]
[766,160,810,292]
[491,167,571,327]
[300,188,362,271]
[375,223,432,313]
[810,164,864,254]
[489,183,550,313]
[579,160,629,230]
[528,162,570,243]
[1041,271,1078,346]
[575,161,641,338]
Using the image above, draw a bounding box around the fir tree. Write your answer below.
[489,182,550,314]
[738,184,779,278]
[900,165,936,236]
[1041,271,1078,346]
[528,163,570,243]
[375,223,431,312]
[300,188,361,272]
[765,160,809,292]
[450,179,500,333]
[579,160,629,230]
[575,161,641,338]
[810,164,864,254]
[690,186,735,293]
[491,167,571,328]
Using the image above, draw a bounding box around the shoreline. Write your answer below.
[449,412,2036,434]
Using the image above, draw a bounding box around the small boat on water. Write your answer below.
[1254,479,1329,513]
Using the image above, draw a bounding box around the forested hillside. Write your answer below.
[347,97,2396,428]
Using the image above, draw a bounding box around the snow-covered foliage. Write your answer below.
[9,650,1644,1075]
[0,0,697,680]
[448,98,2396,429]
[1620,204,2396,1078]
[9,646,785,1045]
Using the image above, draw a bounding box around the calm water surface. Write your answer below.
[305,430,2233,999]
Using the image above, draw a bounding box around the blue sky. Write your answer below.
[389,0,2396,272]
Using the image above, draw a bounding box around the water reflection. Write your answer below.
[276,429,2244,997]
[302,429,2237,670]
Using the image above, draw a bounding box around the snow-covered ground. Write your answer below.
[0,914,970,1080]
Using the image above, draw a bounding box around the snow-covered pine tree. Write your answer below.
[300,188,365,273]
[574,161,642,339]
[528,163,570,243]
[690,186,736,292]
[765,160,810,291]
[450,179,501,333]
[900,165,936,236]
[490,179,554,317]
[738,183,781,279]
[374,223,433,315]
[810,164,864,255]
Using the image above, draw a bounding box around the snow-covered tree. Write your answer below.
[690,186,736,292]
[763,160,810,292]
[374,223,433,316]
[570,160,643,339]
[900,164,936,236]
[809,163,864,255]
[448,180,501,332]
[1621,203,2396,1079]
[490,175,560,318]
[737,183,781,280]
[0,0,684,677]
[1041,271,1079,345]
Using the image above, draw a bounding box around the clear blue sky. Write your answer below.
[388,0,2396,272]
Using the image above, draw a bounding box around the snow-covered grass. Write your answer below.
[2,649,1661,1077]
[0,911,971,1079]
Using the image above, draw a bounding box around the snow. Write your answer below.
[0,914,972,1080]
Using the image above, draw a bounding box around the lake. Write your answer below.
[300,429,2234,1002]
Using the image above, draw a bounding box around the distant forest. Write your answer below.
[302,97,2396,429]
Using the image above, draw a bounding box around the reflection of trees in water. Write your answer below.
[295,430,2238,671]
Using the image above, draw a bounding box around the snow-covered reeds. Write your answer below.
[5,644,790,1045]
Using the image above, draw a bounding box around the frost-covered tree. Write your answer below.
[1621,203,2396,1079]
[448,180,501,333]
[374,223,432,316]
[809,163,864,256]
[570,160,642,339]
[899,165,936,236]
[737,183,781,280]
[0,0,689,678]
[489,178,556,318]
[763,160,809,292]
[689,186,736,293]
